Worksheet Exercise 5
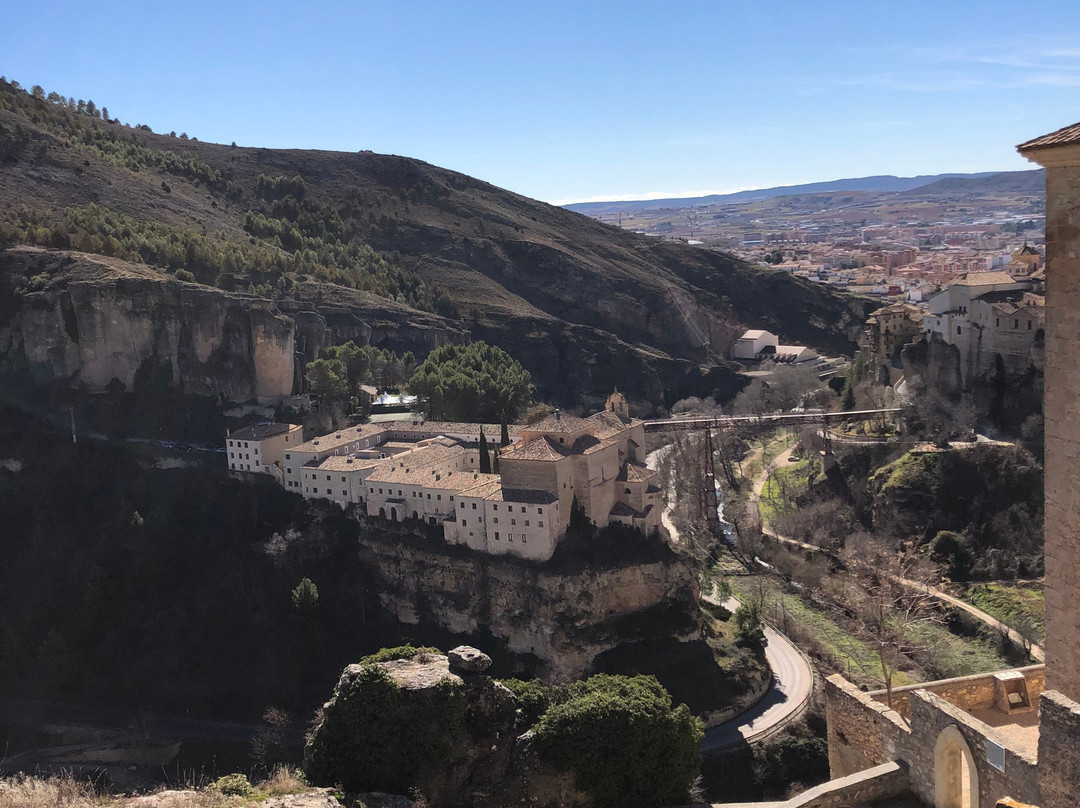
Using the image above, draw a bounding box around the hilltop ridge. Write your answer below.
[0,79,870,410]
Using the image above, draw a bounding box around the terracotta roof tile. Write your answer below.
[526,411,591,434]
[1018,121,1080,151]
[617,462,657,483]
[501,436,569,461]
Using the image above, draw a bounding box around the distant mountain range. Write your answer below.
[564,170,1044,214]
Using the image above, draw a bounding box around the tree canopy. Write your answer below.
[529,674,703,808]
[405,342,534,423]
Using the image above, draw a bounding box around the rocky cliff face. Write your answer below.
[355,522,701,682]
[0,247,466,402]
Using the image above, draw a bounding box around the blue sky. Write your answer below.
[3,1,1079,204]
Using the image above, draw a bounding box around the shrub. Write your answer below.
[174,269,195,283]
[210,773,254,796]
[531,674,703,808]
[359,644,440,665]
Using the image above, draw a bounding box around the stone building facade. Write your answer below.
[226,422,304,477]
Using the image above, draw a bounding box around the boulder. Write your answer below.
[447,645,492,674]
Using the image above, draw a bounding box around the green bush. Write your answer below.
[210,773,254,796]
[531,674,703,808]
[500,677,555,728]
[359,644,441,665]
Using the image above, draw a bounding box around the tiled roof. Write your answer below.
[610,501,640,517]
[384,419,522,437]
[948,271,1020,288]
[317,455,384,472]
[617,462,656,483]
[588,410,634,438]
[456,474,503,500]
[293,422,386,454]
[526,411,591,434]
[230,422,300,442]
[501,488,559,505]
[501,436,568,462]
[1018,121,1080,151]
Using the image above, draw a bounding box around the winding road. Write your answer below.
[646,443,816,751]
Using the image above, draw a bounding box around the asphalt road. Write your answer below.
[646,442,816,751]
[701,596,815,751]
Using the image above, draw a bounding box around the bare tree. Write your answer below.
[838,538,944,708]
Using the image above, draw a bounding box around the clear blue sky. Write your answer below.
[3,1,1079,204]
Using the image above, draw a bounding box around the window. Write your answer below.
[494,518,499,524]
[229,440,234,447]
[286,467,291,474]
[525,520,530,527]
[326,488,332,494]
[230,463,235,469]
[472,503,477,510]
[326,475,331,481]
[1015,319,1020,329]
[511,519,517,526]
[462,519,467,526]
[522,535,527,543]
[495,532,500,540]
[1029,321,1033,330]
[342,490,347,496]
[341,476,346,482]
[538,521,544,527]
[508,534,513,542]
[957,326,962,335]
[493,505,498,511]
[521,506,526,513]
[244,442,249,448]
[437,494,442,501]
[460,502,465,509]
[398,490,402,496]
[379,488,383,494]
[427,493,431,499]
[538,507,543,514]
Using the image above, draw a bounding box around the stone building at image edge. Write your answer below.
[226,391,661,562]
[782,122,1080,808]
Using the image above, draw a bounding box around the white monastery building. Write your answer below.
[227,391,660,561]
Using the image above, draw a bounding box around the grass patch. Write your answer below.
[758,461,812,526]
[962,581,1045,642]
[903,618,1011,680]
[729,575,913,689]
[0,767,313,807]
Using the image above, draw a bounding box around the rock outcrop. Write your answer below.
[0,247,465,403]
[305,649,583,808]
[356,521,701,683]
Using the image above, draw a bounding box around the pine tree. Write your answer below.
[842,378,857,410]
[291,577,319,616]
[479,429,491,474]
[500,414,510,447]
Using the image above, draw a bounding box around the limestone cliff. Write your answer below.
[356,521,701,682]
[0,246,465,402]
